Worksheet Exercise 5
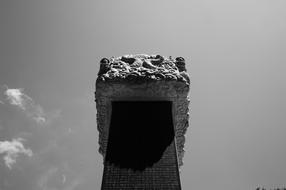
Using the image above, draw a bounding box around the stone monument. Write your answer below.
[95,54,190,189]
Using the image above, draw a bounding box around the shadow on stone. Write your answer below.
[105,101,174,171]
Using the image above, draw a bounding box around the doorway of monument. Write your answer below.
[105,101,175,171]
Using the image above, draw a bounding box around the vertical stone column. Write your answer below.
[95,54,190,189]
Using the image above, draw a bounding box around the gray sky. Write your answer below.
[0,0,286,189]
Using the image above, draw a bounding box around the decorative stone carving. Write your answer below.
[97,54,190,85]
[95,54,190,167]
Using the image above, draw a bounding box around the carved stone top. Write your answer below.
[95,54,190,167]
[97,54,190,85]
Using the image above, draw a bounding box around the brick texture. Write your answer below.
[101,140,181,190]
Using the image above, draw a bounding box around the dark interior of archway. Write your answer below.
[105,101,175,171]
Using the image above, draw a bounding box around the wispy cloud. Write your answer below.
[38,167,59,189]
[38,166,83,190]
[63,177,83,190]
[4,87,46,124]
[0,138,33,169]
[5,88,28,109]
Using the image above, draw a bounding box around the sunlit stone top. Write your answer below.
[95,54,190,167]
[97,54,190,85]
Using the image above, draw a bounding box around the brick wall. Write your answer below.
[101,140,181,190]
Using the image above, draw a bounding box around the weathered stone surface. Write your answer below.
[97,54,190,85]
[95,54,190,167]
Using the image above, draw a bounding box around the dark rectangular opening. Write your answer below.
[105,101,174,171]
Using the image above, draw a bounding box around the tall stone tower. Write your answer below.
[95,54,190,189]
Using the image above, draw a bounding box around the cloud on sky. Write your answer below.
[37,166,84,190]
[0,138,33,169]
[0,85,92,189]
[4,87,46,124]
